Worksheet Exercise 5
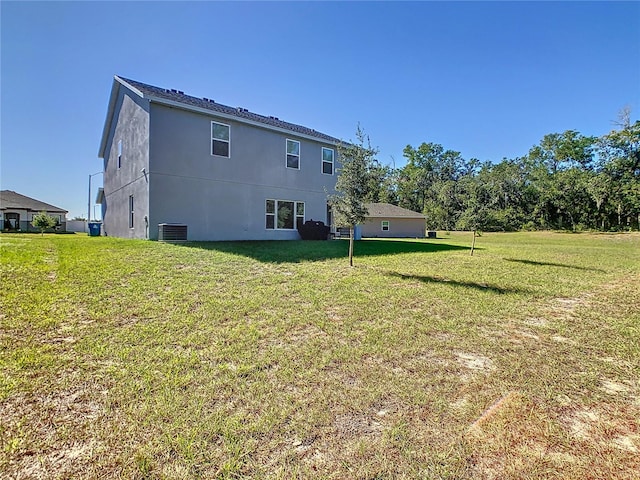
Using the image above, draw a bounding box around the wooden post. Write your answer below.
[349,226,354,266]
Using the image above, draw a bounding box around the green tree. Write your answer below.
[329,126,378,266]
[364,161,398,204]
[527,131,597,230]
[31,211,57,235]
[528,130,596,174]
[399,143,443,213]
[456,174,491,255]
[598,112,640,229]
[398,142,470,230]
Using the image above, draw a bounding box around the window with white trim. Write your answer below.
[322,147,334,175]
[211,121,230,157]
[381,220,389,231]
[129,195,134,228]
[117,140,122,169]
[266,199,305,230]
[286,139,300,169]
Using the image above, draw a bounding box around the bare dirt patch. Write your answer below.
[551,334,577,345]
[1,385,108,478]
[522,316,549,328]
[456,352,494,373]
[564,408,600,440]
[600,379,631,395]
[333,413,383,439]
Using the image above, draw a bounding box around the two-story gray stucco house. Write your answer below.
[98,76,340,241]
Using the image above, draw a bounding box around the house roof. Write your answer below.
[0,190,67,213]
[99,75,340,158]
[365,203,425,219]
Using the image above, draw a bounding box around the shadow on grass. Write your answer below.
[176,239,469,263]
[505,258,606,272]
[386,271,530,295]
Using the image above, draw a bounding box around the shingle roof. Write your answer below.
[365,203,425,219]
[0,190,67,213]
[117,76,341,143]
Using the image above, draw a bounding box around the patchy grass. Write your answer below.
[1,231,639,479]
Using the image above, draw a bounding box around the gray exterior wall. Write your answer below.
[147,103,337,240]
[101,90,150,239]
[361,217,426,238]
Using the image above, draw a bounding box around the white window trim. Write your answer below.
[129,195,134,229]
[265,199,305,230]
[382,220,390,231]
[286,139,301,170]
[211,121,231,158]
[321,147,334,175]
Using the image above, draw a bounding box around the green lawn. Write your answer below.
[1,232,639,479]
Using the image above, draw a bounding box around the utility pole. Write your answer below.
[88,171,103,229]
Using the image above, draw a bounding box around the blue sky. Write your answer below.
[1,1,639,219]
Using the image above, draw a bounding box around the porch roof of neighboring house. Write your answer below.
[99,75,342,158]
[0,190,68,214]
[365,203,425,219]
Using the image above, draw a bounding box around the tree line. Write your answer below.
[360,113,640,232]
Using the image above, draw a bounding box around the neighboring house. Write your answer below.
[361,203,426,238]
[0,190,67,232]
[98,75,341,241]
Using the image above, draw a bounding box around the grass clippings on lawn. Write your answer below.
[1,231,639,479]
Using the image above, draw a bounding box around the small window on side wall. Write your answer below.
[322,147,334,175]
[211,122,230,157]
[117,140,122,169]
[382,220,389,231]
[286,139,300,169]
[129,195,134,228]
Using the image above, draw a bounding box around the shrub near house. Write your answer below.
[31,211,58,235]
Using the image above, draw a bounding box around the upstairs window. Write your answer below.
[211,122,230,157]
[286,139,300,169]
[322,147,334,175]
[266,199,305,230]
[117,140,122,169]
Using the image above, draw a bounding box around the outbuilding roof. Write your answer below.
[0,190,67,213]
[365,203,425,219]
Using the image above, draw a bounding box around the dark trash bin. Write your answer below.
[298,220,330,240]
[427,231,437,239]
[88,222,101,236]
